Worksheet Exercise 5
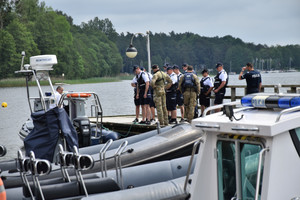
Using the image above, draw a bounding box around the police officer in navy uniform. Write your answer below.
[213,62,228,112]
[238,62,262,94]
[199,69,214,116]
[134,65,151,124]
[131,75,141,123]
[166,66,178,124]
[173,65,185,122]
[142,67,156,123]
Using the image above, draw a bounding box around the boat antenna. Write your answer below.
[20,51,25,70]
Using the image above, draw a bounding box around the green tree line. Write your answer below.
[118,32,300,74]
[0,0,122,80]
[0,0,299,80]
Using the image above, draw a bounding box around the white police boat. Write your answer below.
[187,93,300,200]
[80,93,300,200]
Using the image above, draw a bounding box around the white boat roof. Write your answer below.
[192,103,300,137]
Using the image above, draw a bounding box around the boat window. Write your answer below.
[217,139,263,200]
[217,141,236,200]
[290,128,300,157]
[240,143,262,200]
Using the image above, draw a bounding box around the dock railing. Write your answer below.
[222,84,300,101]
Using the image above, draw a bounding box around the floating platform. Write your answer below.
[89,115,164,135]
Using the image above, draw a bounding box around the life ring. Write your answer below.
[0,177,6,200]
[66,93,92,98]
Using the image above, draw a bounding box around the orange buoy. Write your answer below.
[66,93,92,98]
[0,177,6,200]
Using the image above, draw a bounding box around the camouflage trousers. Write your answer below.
[183,90,197,122]
[153,93,168,125]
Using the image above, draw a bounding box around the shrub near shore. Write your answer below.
[0,75,133,87]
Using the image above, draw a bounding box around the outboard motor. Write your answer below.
[73,117,91,147]
[90,125,119,144]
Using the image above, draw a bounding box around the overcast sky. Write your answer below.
[42,0,300,46]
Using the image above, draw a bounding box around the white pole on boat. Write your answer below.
[20,51,25,70]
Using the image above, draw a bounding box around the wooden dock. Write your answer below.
[89,115,163,135]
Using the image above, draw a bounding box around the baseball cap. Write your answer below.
[167,66,173,71]
[215,62,223,68]
[140,67,144,71]
[182,63,188,67]
[132,65,139,72]
[202,69,208,74]
[151,64,159,69]
[163,63,170,67]
[173,65,179,69]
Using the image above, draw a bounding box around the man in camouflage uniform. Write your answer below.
[150,64,172,126]
[178,65,200,123]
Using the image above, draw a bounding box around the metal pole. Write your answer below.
[255,147,269,200]
[146,31,151,72]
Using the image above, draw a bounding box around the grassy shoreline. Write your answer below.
[0,75,133,87]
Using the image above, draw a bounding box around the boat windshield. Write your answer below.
[290,127,300,157]
[217,138,264,200]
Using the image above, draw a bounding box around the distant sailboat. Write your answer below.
[229,61,236,75]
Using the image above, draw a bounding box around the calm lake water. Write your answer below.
[1,72,300,160]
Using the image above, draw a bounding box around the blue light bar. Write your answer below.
[291,97,300,107]
[241,94,300,109]
[241,95,254,107]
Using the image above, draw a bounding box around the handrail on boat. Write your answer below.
[28,151,52,200]
[202,100,241,117]
[114,141,128,189]
[275,105,300,122]
[17,150,35,199]
[99,139,113,178]
[57,144,72,182]
[255,147,269,200]
[72,146,94,197]
[59,92,104,138]
[184,138,203,193]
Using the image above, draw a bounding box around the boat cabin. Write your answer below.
[190,93,300,200]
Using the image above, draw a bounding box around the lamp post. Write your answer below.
[126,31,151,73]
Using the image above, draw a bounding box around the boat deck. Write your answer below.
[89,115,164,135]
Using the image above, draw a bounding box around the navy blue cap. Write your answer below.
[167,66,173,71]
[202,69,209,74]
[215,62,223,68]
[173,65,179,69]
[133,65,139,72]
[140,67,144,71]
[182,63,188,67]
[163,63,170,67]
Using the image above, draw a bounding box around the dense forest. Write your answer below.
[0,0,299,80]
[0,0,122,80]
[118,33,300,74]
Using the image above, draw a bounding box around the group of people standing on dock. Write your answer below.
[131,62,261,125]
